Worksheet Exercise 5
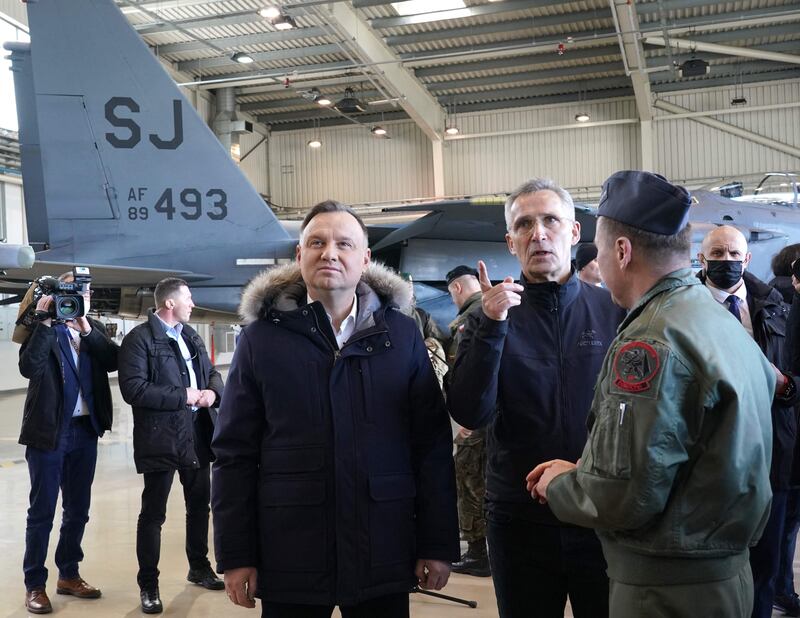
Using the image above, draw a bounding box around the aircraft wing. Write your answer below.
[0,261,212,290]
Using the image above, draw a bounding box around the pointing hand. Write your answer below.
[478,260,523,321]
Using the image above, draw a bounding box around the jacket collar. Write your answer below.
[520,269,581,312]
[146,309,197,341]
[239,262,413,327]
[457,292,482,317]
[696,269,783,314]
[620,267,700,331]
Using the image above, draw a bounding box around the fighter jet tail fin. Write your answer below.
[4,0,290,266]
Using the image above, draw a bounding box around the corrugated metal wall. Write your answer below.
[239,131,270,196]
[654,79,800,184]
[268,120,434,209]
[444,99,640,196]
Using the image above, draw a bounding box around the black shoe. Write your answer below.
[187,566,225,591]
[451,553,491,577]
[775,594,800,617]
[140,588,163,614]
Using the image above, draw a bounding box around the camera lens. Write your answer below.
[56,296,80,319]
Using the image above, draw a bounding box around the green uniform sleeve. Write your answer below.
[547,340,695,531]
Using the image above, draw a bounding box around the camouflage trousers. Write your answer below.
[454,430,487,543]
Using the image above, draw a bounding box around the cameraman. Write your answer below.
[17,273,118,614]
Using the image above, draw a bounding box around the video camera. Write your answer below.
[17,266,92,329]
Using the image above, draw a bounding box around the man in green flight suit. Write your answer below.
[445,265,489,577]
[526,170,776,618]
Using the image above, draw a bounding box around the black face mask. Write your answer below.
[704,260,744,289]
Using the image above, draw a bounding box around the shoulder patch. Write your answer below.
[613,341,660,393]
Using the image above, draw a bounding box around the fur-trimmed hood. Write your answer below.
[239,262,413,325]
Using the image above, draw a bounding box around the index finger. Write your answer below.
[477,260,492,292]
[525,461,553,483]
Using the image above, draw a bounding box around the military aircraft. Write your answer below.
[2,0,797,325]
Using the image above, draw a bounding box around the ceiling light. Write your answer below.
[231,52,254,64]
[272,14,297,30]
[445,126,459,135]
[315,94,332,106]
[335,87,366,114]
[575,112,590,123]
[371,126,388,136]
[391,0,465,15]
[307,139,322,148]
[731,96,747,106]
[677,58,709,78]
[259,6,281,19]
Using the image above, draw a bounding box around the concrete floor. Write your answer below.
[0,377,793,617]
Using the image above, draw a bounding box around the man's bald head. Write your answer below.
[699,225,752,291]
[701,225,748,256]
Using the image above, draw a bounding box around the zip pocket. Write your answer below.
[589,399,633,479]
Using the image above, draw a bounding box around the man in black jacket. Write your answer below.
[448,178,625,618]
[698,226,800,618]
[211,201,459,618]
[119,278,224,614]
[17,276,118,614]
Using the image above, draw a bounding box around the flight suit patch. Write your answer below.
[613,341,661,393]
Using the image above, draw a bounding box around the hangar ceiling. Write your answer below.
[105,1,800,134]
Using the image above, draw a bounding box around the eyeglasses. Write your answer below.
[510,214,574,235]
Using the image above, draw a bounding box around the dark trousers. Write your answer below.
[750,489,788,618]
[136,465,211,589]
[487,515,609,618]
[777,487,800,598]
[261,593,409,618]
[23,416,98,590]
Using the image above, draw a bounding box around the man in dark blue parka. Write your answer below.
[211,200,459,618]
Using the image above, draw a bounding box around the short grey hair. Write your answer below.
[505,178,575,230]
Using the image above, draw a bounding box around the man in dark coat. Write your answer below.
[118,278,224,614]
[17,276,118,614]
[697,225,800,618]
[448,179,625,618]
[211,200,459,618]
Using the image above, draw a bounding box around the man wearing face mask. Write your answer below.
[699,225,800,618]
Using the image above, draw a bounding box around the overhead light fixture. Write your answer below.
[307,139,322,148]
[575,112,590,123]
[391,0,465,16]
[259,6,281,19]
[371,125,388,136]
[231,51,254,64]
[731,97,748,106]
[334,87,366,114]
[445,126,459,135]
[677,57,709,78]
[272,14,297,30]
[316,94,332,107]
[444,96,460,136]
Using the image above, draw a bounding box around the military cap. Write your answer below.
[598,170,691,235]
[574,243,598,271]
[445,265,479,285]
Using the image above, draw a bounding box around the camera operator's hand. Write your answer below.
[67,316,92,335]
[35,295,54,328]
[186,387,202,407]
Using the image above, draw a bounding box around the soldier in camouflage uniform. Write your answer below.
[445,265,490,577]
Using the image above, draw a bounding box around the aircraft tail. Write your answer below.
[4,0,290,269]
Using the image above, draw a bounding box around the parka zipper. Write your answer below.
[553,289,568,452]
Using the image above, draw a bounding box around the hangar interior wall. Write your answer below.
[258,79,800,208]
[653,79,800,185]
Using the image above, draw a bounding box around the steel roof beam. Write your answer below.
[153,27,327,55]
[135,10,258,35]
[651,67,800,93]
[386,9,612,47]
[177,43,342,72]
[369,0,564,29]
[239,88,383,112]
[322,2,444,141]
[428,61,625,92]
[236,74,370,96]
[258,108,408,124]
[645,36,800,65]
[455,88,635,113]
[415,46,620,78]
